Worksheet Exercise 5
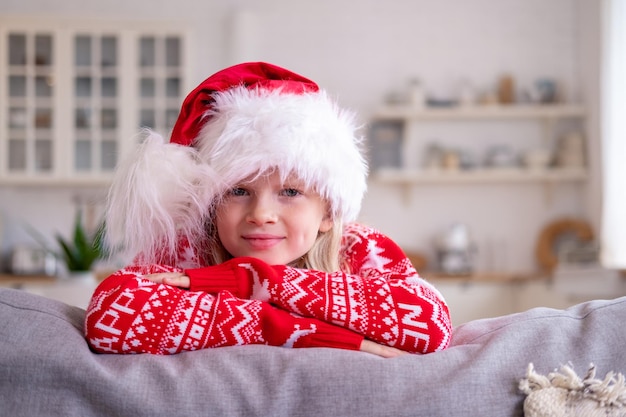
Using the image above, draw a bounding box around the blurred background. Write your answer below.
[0,0,623,323]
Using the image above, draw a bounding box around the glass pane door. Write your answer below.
[73,34,119,172]
[5,32,54,174]
[138,35,183,141]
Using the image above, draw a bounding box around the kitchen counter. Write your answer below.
[0,273,98,309]
[0,274,58,287]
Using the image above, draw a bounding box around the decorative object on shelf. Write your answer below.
[442,150,461,171]
[522,148,553,171]
[535,217,594,274]
[457,78,476,107]
[426,97,458,108]
[408,78,426,110]
[478,91,499,106]
[423,143,445,170]
[368,120,404,171]
[435,223,476,275]
[555,131,586,168]
[423,143,476,172]
[384,90,406,106]
[484,145,520,169]
[558,240,600,265]
[9,246,57,276]
[534,78,558,103]
[497,74,515,104]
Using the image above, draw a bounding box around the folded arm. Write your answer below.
[186,224,452,353]
[84,265,364,354]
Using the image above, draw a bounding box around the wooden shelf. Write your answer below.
[423,271,546,283]
[372,167,588,185]
[372,103,586,121]
[0,271,111,287]
[0,274,58,287]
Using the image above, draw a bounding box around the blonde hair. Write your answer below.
[297,221,344,272]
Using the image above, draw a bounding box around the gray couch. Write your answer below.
[1,287,625,417]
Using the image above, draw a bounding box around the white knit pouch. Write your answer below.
[520,363,626,417]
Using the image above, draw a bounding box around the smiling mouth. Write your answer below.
[242,235,284,250]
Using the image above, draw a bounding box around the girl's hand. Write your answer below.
[359,339,408,358]
[144,272,191,289]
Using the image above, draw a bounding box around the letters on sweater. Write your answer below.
[85,223,451,354]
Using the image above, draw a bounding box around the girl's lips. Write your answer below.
[242,234,284,250]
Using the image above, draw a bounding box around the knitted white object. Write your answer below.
[520,363,626,417]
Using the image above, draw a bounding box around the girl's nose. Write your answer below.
[246,195,278,225]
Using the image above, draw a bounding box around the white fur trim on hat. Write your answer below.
[105,132,221,261]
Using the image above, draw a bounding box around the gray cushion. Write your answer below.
[1,287,626,417]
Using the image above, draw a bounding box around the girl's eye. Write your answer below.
[281,188,301,197]
[229,187,248,197]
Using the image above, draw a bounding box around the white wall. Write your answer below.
[0,0,602,275]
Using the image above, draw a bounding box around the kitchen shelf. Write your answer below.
[423,271,546,283]
[372,103,586,121]
[369,102,588,194]
[372,167,588,185]
[0,274,57,287]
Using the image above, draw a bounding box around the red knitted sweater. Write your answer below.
[85,223,451,354]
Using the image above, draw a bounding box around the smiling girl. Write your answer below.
[213,172,333,266]
[84,62,451,357]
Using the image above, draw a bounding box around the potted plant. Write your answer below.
[26,210,106,279]
[55,210,106,278]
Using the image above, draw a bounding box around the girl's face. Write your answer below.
[215,171,333,266]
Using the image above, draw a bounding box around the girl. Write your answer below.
[85,62,451,357]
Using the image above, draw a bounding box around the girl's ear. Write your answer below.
[319,212,333,233]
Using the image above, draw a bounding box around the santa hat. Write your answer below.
[106,62,368,261]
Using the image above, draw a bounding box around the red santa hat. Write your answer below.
[106,62,368,261]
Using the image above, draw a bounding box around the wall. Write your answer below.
[0,0,601,275]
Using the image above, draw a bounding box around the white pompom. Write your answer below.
[106,132,221,262]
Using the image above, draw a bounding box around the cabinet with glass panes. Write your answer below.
[0,19,189,185]
[5,33,55,176]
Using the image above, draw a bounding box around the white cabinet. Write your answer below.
[369,104,587,187]
[431,277,592,327]
[0,17,191,186]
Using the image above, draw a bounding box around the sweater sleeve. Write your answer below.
[186,223,452,354]
[84,264,363,354]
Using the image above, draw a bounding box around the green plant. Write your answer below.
[25,210,106,273]
[55,211,106,272]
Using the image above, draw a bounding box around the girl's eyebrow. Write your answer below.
[283,183,307,192]
[282,176,306,185]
